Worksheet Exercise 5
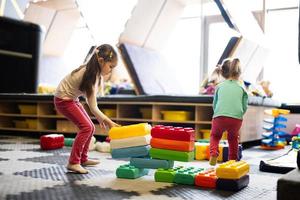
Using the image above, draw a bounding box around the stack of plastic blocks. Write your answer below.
[150,125,195,162]
[216,160,250,191]
[195,141,242,162]
[109,123,151,179]
[40,134,64,150]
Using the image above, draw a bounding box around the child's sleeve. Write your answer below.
[242,91,248,114]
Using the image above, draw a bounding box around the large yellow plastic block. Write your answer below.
[109,123,151,139]
[216,160,249,179]
[195,143,209,160]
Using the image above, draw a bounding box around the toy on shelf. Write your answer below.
[261,109,290,150]
[40,134,64,150]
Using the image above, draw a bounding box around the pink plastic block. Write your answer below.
[40,134,64,150]
[151,125,195,141]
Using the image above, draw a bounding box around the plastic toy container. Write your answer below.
[13,120,28,129]
[161,111,193,121]
[140,107,152,119]
[18,104,37,115]
[102,109,116,118]
[26,119,38,129]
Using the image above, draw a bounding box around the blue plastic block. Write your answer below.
[111,145,150,159]
[130,158,174,169]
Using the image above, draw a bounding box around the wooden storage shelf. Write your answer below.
[0,99,213,138]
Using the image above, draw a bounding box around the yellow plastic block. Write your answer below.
[216,160,249,179]
[109,123,151,140]
[195,143,209,160]
[161,111,193,121]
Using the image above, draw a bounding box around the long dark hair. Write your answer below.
[72,44,117,97]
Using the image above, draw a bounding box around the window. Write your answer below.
[264,7,299,103]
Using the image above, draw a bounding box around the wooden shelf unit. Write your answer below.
[0,98,270,142]
[0,100,214,138]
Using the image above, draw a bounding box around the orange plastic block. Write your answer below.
[195,169,217,188]
[216,160,249,179]
[150,138,194,152]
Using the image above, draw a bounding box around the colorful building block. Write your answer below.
[216,175,249,191]
[64,138,74,147]
[116,164,149,179]
[154,166,184,183]
[150,138,194,152]
[111,145,150,159]
[130,157,174,169]
[195,143,209,160]
[195,169,217,188]
[150,148,194,162]
[151,125,195,141]
[222,145,243,162]
[108,123,151,140]
[110,135,150,149]
[216,160,249,179]
[40,134,64,150]
[173,167,204,185]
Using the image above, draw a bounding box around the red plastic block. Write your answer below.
[151,125,195,141]
[195,169,217,188]
[40,134,64,150]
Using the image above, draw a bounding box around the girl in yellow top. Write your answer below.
[54,44,119,173]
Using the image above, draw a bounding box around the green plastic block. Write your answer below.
[174,167,204,185]
[154,166,184,183]
[150,148,194,162]
[64,138,74,146]
[116,164,149,179]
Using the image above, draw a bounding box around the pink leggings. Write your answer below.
[209,116,242,160]
[54,97,95,164]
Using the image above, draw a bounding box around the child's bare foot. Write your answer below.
[81,159,100,166]
[209,156,218,166]
[67,163,88,174]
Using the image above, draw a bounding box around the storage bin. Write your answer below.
[18,104,37,114]
[200,129,227,140]
[161,111,193,121]
[26,119,38,129]
[140,107,152,119]
[13,120,28,128]
[102,109,116,118]
[57,120,78,132]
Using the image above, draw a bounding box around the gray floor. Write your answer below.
[0,135,289,200]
